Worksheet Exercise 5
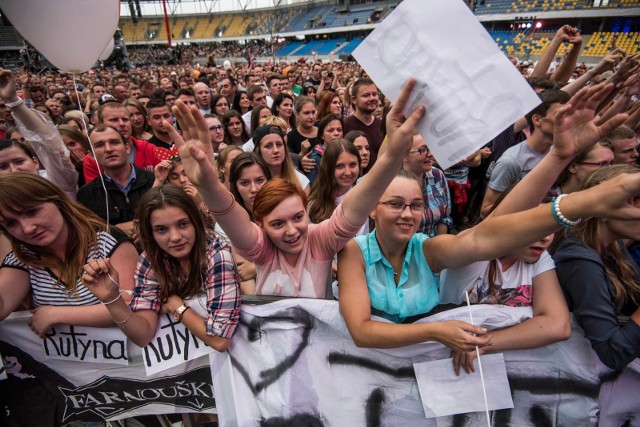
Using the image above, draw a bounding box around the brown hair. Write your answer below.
[0,173,105,295]
[568,164,640,311]
[136,185,209,302]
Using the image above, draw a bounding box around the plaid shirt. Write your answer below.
[419,167,453,237]
[131,235,241,339]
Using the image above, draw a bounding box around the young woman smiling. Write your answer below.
[83,185,240,350]
[160,79,425,298]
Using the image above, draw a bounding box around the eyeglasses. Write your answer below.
[209,125,223,132]
[577,161,613,168]
[409,146,429,155]
[378,200,425,213]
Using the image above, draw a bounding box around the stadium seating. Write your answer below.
[474,0,639,14]
[489,30,639,57]
[334,38,364,55]
[294,38,346,56]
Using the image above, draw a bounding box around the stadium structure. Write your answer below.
[0,0,638,69]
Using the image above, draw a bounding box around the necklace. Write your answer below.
[393,270,399,279]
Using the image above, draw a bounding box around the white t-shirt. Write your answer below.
[439,251,555,306]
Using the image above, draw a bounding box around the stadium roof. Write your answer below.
[120,0,310,16]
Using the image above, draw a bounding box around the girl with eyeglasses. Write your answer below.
[203,114,225,153]
[402,132,452,237]
[336,82,638,354]
[211,94,230,118]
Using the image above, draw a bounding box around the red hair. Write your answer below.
[253,178,308,223]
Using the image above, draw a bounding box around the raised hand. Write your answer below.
[552,83,628,159]
[0,69,18,101]
[81,258,122,303]
[165,100,220,194]
[153,159,173,185]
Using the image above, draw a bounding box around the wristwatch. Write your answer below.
[173,304,190,321]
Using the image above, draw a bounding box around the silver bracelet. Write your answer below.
[5,98,24,109]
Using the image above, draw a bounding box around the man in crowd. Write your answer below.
[481,89,571,216]
[77,125,154,238]
[82,102,168,183]
[145,99,175,150]
[220,77,237,107]
[266,74,282,107]
[242,85,267,133]
[194,81,212,115]
[602,125,639,164]
[343,78,383,170]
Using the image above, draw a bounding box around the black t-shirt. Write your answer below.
[147,135,173,150]
[287,128,320,154]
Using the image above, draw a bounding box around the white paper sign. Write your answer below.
[41,324,129,365]
[352,0,541,169]
[414,353,514,418]
[143,302,215,376]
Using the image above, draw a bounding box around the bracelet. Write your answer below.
[102,292,123,305]
[114,307,133,328]
[208,192,236,216]
[5,98,24,109]
[551,195,581,228]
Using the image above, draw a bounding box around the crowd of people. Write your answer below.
[0,22,639,423]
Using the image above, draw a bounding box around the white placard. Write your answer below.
[352,0,541,169]
[414,353,514,418]
[42,324,129,365]
[143,302,215,376]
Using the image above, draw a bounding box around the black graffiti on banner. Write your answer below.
[58,365,215,422]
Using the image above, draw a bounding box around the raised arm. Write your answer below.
[337,239,491,350]
[340,78,425,226]
[561,49,621,96]
[550,29,582,85]
[425,170,640,273]
[531,26,574,78]
[490,83,628,218]
[165,100,258,249]
[0,70,78,198]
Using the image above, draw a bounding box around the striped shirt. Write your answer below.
[130,234,241,339]
[1,228,129,307]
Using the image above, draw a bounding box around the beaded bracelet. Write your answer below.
[5,98,24,109]
[551,194,581,228]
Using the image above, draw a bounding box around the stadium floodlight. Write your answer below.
[535,22,542,29]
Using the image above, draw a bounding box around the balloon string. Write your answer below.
[72,74,110,253]
[465,291,491,427]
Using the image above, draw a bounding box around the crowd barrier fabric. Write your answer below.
[1,299,639,426]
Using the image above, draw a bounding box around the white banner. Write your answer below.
[143,302,216,376]
[212,299,640,427]
[0,310,216,425]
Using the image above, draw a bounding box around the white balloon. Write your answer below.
[2,0,119,73]
[99,39,115,62]
[223,60,232,70]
